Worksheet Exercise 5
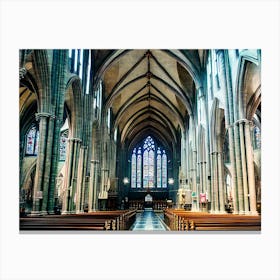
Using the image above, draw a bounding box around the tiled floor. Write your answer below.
[130,208,168,231]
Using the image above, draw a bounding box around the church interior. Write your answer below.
[19,49,261,231]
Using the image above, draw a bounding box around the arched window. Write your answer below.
[130,136,168,189]
[137,148,142,188]
[253,125,261,150]
[131,149,136,188]
[94,80,102,118]
[79,49,83,79]
[26,125,39,156]
[74,49,78,73]
[59,130,68,161]
[157,148,162,188]
[85,50,91,95]
[162,150,167,188]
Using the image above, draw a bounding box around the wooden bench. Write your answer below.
[20,210,137,231]
[164,209,261,231]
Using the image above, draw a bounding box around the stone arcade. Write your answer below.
[19,49,261,230]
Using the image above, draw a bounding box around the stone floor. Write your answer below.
[130,208,168,231]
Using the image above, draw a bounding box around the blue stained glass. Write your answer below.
[130,136,167,189]
[131,149,136,188]
[26,126,39,156]
[162,152,167,188]
[59,130,68,161]
[254,126,261,149]
[148,150,154,188]
[143,150,149,188]
[157,149,162,188]
[137,148,142,188]
[34,131,39,155]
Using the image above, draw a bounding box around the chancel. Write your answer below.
[19,49,261,231]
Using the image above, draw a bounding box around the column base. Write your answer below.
[30,211,48,216]
[30,211,41,216]
[210,210,219,214]
[76,210,84,214]
[61,211,72,215]
[249,210,259,216]
[191,206,199,212]
[88,209,97,213]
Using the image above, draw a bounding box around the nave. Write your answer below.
[19,49,261,230]
[130,209,168,231]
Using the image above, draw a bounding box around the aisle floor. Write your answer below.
[130,208,168,231]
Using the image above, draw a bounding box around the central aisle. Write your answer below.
[130,208,168,231]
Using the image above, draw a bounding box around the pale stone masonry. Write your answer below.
[19,49,261,218]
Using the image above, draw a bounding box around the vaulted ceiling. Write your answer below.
[97,49,204,150]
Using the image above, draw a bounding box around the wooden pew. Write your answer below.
[20,210,137,231]
[164,209,261,231]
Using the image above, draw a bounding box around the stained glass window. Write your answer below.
[74,49,78,73]
[143,149,149,188]
[253,126,261,150]
[157,148,162,188]
[130,136,167,189]
[148,149,154,188]
[86,51,91,94]
[162,150,167,188]
[131,149,136,188]
[26,125,39,156]
[107,108,111,129]
[79,49,83,79]
[137,148,142,188]
[59,130,68,161]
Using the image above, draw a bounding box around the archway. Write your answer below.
[20,165,36,215]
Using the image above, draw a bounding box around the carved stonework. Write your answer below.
[19,67,27,79]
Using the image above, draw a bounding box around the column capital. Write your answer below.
[234,119,252,125]
[35,112,55,121]
[68,137,82,143]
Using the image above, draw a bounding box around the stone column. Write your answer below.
[209,153,214,211]
[191,150,198,211]
[228,126,238,214]
[41,114,56,214]
[217,152,226,213]
[80,147,88,211]
[181,133,187,179]
[202,162,207,196]
[69,138,81,213]
[217,50,238,214]
[93,160,100,211]
[245,121,258,215]
[234,123,244,214]
[211,152,219,212]
[88,159,95,212]
[31,113,50,215]
[239,121,249,214]
[199,161,203,194]
[75,146,85,213]
[62,138,74,214]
